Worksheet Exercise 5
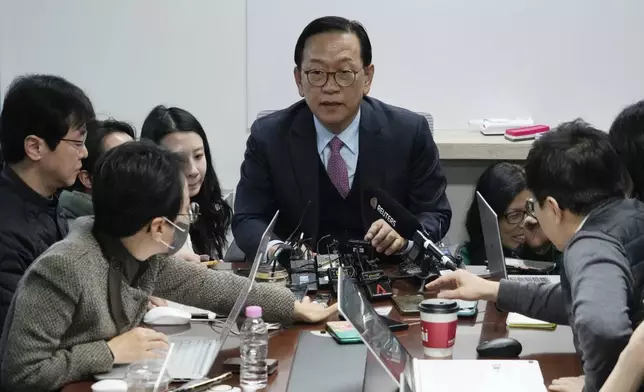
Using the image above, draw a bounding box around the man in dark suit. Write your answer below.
[233,16,451,259]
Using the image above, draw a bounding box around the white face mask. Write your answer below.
[157,218,190,255]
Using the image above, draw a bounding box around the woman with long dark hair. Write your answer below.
[141,105,232,259]
[460,162,560,266]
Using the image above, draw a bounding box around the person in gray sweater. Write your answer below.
[427,120,644,392]
[0,141,336,392]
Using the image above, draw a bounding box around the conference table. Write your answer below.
[62,278,582,391]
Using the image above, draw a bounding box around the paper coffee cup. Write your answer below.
[419,299,459,357]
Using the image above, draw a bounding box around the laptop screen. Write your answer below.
[337,268,414,388]
[214,211,279,353]
[476,192,509,280]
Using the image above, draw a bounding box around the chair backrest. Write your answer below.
[257,110,276,120]
[416,112,434,133]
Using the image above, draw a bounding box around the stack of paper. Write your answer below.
[506,312,556,330]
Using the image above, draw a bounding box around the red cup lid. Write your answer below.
[418,299,459,314]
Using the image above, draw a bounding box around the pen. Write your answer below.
[201,260,220,267]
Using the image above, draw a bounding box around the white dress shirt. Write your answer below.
[315,110,361,188]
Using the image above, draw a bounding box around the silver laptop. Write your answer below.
[337,268,415,392]
[97,211,279,381]
[476,192,559,284]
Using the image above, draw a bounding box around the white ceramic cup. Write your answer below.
[419,298,459,357]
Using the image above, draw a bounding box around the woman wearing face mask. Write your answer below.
[0,141,336,391]
[141,105,231,262]
[458,162,561,267]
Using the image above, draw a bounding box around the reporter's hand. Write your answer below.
[364,219,407,255]
[424,269,499,302]
[523,216,550,249]
[293,296,338,323]
[549,376,584,392]
[147,296,168,310]
[107,327,169,365]
[175,247,201,263]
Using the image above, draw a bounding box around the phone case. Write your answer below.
[326,321,362,344]
[457,299,478,317]
[392,295,423,315]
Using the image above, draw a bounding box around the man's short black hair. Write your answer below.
[92,140,185,238]
[72,119,136,192]
[609,100,644,200]
[0,74,94,164]
[294,16,372,69]
[525,119,629,215]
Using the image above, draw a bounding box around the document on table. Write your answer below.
[413,359,547,392]
[507,312,557,330]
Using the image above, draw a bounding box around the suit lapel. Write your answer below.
[358,100,385,192]
[288,107,320,240]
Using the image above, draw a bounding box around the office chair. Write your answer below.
[416,112,434,134]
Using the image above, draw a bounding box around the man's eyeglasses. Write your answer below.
[303,69,364,87]
[177,202,200,224]
[525,198,537,218]
[503,210,527,225]
[61,130,88,150]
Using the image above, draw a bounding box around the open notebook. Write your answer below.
[506,312,556,330]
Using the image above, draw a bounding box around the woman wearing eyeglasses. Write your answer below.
[458,162,561,267]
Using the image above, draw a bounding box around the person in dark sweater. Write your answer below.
[609,99,644,201]
[459,162,561,268]
[59,119,135,224]
[0,74,94,329]
[426,120,643,392]
[233,16,451,261]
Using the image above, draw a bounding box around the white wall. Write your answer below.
[248,0,644,130]
[0,0,247,189]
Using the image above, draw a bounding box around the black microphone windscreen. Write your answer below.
[364,187,421,239]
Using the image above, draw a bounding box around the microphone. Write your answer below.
[271,200,312,277]
[285,200,311,244]
[365,187,458,271]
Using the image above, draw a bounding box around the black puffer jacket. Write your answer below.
[0,166,68,330]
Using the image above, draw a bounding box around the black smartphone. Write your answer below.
[314,293,332,305]
[289,283,309,301]
[338,313,409,331]
[380,315,409,331]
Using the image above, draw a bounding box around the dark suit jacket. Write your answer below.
[232,97,452,257]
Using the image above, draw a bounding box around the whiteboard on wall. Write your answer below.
[247,0,644,130]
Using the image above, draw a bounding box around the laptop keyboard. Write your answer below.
[509,276,551,283]
[168,339,218,379]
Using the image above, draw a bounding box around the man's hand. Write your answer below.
[107,327,169,365]
[524,216,551,249]
[549,376,585,392]
[293,296,338,323]
[146,296,168,310]
[364,219,407,255]
[424,269,500,302]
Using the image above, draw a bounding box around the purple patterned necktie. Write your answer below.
[327,136,350,198]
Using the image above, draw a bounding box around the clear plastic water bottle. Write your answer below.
[240,305,269,391]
